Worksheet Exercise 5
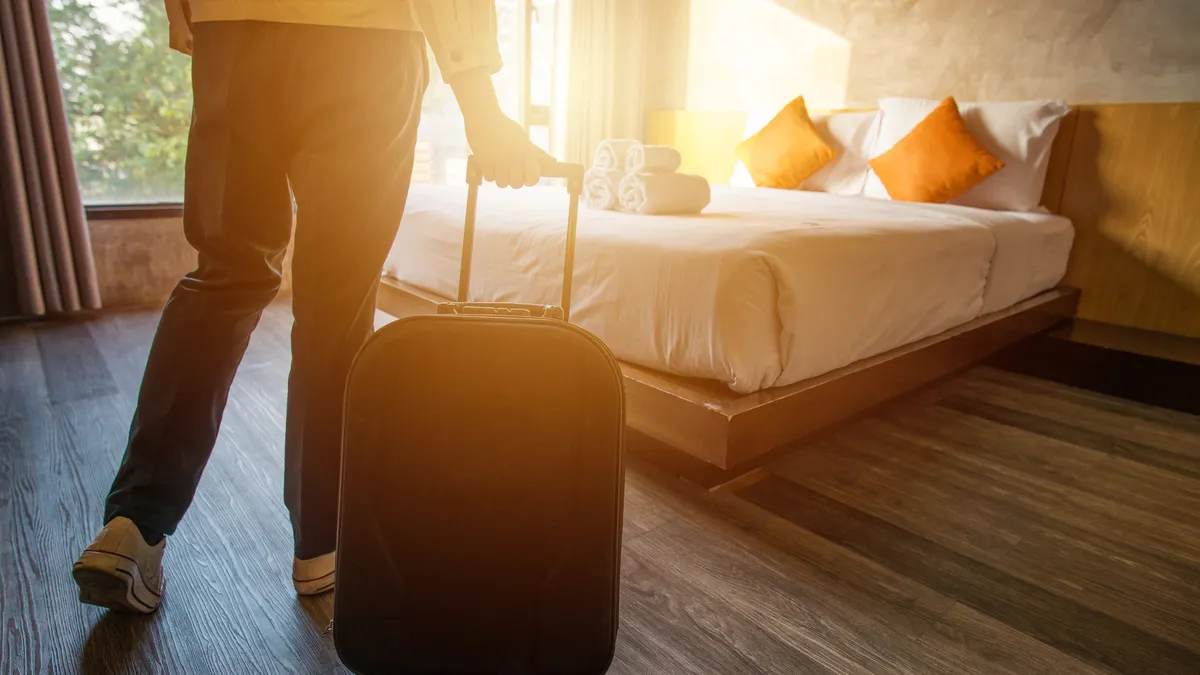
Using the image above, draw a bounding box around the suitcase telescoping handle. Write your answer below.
[446,154,586,322]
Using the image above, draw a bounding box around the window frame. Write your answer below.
[86,203,185,220]
[521,0,552,130]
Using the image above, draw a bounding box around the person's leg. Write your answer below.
[279,24,429,565]
[102,21,294,541]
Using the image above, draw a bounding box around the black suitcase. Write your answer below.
[333,157,626,675]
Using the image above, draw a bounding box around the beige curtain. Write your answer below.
[0,0,100,318]
[553,0,648,167]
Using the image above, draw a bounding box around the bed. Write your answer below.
[384,183,1072,393]
[377,101,1082,484]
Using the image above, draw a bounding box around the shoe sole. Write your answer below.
[293,569,335,596]
[73,551,160,614]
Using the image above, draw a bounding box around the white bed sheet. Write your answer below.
[384,184,1072,394]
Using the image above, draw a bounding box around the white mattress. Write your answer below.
[384,184,1073,394]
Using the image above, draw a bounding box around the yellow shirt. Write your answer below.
[188,0,502,81]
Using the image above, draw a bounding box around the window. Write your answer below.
[49,0,560,206]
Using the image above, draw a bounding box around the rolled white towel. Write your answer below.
[618,172,712,215]
[584,168,625,210]
[625,145,682,174]
[593,139,639,171]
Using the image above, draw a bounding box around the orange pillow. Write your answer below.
[868,97,1005,203]
[735,96,836,189]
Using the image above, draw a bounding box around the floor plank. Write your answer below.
[769,435,1025,563]
[939,394,1200,481]
[628,518,916,675]
[976,366,1200,438]
[920,603,1114,675]
[795,419,1200,653]
[32,320,118,406]
[613,545,826,675]
[695,487,959,639]
[738,475,1200,675]
[3,304,1200,674]
[955,371,1200,458]
[876,405,1200,566]
[998,527,1200,654]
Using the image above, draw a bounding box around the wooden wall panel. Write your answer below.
[1058,103,1200,338]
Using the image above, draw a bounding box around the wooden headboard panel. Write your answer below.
[1055,102,1200,338]
[647,103,1200,338]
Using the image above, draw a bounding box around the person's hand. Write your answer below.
[165,0,193,55]
[451,70,555,189]
[464,112,554,188]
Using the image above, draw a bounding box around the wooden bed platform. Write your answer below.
[377,277,1080,487]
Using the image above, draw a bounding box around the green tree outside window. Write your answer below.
[50,0,193,204]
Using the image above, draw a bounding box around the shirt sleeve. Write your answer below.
[411,1,504,83]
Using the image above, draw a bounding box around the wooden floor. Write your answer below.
[2,302,1199,674]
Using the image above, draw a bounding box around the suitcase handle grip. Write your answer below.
[436,302,565,320]
[466,155,585,196]
[457,155,583,322]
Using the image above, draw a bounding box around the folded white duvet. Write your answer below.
[385,185,1072,394]
[619,172,711,215]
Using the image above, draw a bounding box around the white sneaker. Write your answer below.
[293,551,335,596]
[73,516,165,614]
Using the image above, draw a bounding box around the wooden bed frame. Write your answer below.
[376,104,1094,486]
[376,278,1078,487]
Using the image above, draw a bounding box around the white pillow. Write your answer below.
[798,111,881,196]
[863,97,1070,211]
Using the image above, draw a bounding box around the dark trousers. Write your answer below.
[104,21,429,558]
